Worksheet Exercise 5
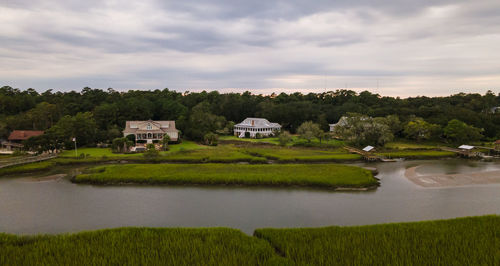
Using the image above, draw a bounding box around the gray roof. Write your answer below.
[235,118,281,128]
[123,120,178,134]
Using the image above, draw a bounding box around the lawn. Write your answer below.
[74,163,377,189]
[59,141,206,158]
[0,228,283,266]
[254,215,499,265]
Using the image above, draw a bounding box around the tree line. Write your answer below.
[1,86,499,149]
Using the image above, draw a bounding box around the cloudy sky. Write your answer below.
[1,0,499,96]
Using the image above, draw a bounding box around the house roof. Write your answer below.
[458,145,474,150]
[8,130,44,141]
[123,120,178,133]
[495,140,500,144]
[362,145,375,152]
[235,118,281,128]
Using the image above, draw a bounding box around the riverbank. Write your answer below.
[74,163,378,190]
[405,165,500,187]
[0,216,496,265]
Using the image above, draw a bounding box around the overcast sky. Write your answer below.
[1,0,499,96]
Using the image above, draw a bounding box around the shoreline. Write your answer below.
[405,165,500,188]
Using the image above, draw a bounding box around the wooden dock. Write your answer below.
[439,147,484,158]
[344,146,395,162]
[0,154,58,169]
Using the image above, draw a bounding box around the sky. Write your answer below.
[1,0,499,97]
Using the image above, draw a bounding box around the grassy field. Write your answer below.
[0,161,55,176]
[0,216,496,265]
[254,215,499,265]
[0,228,283,266]
[74,163,377,189]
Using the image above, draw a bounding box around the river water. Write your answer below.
[0,159,499,235]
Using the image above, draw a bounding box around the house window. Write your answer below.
[147,124,152,130]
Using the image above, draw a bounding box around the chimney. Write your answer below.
[251,120,255,126]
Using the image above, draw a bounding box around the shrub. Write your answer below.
[143,144,159,159]
[244,131,250,138]
[204,133,219,146]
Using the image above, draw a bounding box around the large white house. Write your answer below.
[123,120,179,143]
[234,118,281,138]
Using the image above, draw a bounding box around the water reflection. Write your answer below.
[0,159,499,235]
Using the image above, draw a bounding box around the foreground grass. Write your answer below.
[75,163,377,189]
[255,215,499,265]
[0,161,55,176]
[0,216,496,265]
[0,228,283,266]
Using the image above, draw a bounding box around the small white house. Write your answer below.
[234,118,281,138]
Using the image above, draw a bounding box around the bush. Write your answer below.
[255,133,262,139]
[244,132,250,138]
[143,144,159,159]
[204,133,219,146]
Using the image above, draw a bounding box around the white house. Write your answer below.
[123,120,179,143]
[234,118,281,138]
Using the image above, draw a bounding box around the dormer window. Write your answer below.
[147,124,152,130]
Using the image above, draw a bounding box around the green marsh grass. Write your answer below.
[0,228,284,266]
[242,146,361,162]
[0,161,55,176]
[255,215,499,265]
[75,163,377,189]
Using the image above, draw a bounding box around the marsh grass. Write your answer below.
[0,228,285,266]
[0,161,55,176]
[75,163,377,189]
[242,147,361,162]
[255,215,499,265]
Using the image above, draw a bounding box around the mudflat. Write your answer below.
[405,166,500,188]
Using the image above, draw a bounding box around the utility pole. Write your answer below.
[73,137,77,158]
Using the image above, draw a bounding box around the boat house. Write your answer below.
[234,118,281,138]
[123,120,179,143]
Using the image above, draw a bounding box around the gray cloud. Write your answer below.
[0,0,499,96]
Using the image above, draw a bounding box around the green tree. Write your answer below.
[403,118,441,141]
[203,132,219,146]
[278,131,292,146]
[162,134,171,151]
[444,119,483,143]
[333,115,393,146]
[183,102,226,141]
[111,137,133,153]
[297,121,322,142]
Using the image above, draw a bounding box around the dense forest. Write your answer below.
[1,86,500,148]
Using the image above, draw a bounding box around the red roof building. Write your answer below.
[8,130,44,141]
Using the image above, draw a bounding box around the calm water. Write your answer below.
[0,159,499,235]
